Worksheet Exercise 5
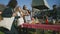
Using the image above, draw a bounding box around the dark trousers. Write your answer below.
[0,24,19,34]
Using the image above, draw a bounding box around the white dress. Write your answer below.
[25,15,31,23]
[16,11,24,26]
[23,10,31,23]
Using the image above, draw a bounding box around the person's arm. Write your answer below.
[0,11,2,14]
[25,10,31,16]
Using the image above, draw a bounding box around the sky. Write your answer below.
[0,0,60,10]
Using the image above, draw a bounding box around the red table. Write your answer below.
[22,23,60,31]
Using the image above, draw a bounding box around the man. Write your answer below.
[52,5,58,34]
[52,5,57,20]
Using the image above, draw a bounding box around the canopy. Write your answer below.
[32,0,50,9]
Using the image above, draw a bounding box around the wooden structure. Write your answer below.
[32,0,50,9]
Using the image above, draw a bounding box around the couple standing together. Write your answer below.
[1,0,31,28]
[0,0,31,34]
[15,5,31,26]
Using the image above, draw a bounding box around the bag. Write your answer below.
[15,16,20,19]
[0,17,15,30]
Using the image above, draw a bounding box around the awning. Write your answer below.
[32,0,50,9]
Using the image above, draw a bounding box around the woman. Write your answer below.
[23,5,31,23]
[22,5,32,34]
[25,10,31,23]
[15,6,24,34]
[15,6,24,26]
[0,0,18,34]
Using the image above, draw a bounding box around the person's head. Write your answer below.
[15,6,22,12]
[7,0,17,8]
[15,6,20,11]
[23,5,27,10]
[53,5,57,10]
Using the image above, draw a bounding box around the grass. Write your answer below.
[28,29,60,34]
[0,31,5,34]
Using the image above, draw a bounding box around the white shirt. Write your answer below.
[16,11,21,16]
[16,11,24,26]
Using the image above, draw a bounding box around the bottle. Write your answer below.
[35,17,39,24]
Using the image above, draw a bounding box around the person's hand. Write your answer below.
[0,12,2,15]
[12,13,17,17]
